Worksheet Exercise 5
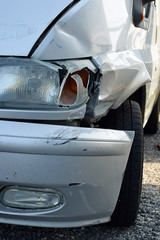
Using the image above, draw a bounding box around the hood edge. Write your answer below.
[28,0,81,58]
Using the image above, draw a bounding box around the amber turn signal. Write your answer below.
[59,68,89,106]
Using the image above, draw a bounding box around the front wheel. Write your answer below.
[99,100,144,226]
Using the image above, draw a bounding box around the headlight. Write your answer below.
[0,58,96,111]
[58,68,89,107]
[0,58,60,110]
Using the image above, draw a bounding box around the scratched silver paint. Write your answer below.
[0,0,73,56]
[0,121,134,227]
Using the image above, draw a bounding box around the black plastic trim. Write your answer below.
[133,0,144,26]
[133,0,153,28]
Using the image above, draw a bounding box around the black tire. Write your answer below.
[99,100,144,226]
[144,94,160,134]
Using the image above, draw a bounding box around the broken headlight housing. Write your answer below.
[0,58,96,112]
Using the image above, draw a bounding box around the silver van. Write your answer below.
[0,0,159,228]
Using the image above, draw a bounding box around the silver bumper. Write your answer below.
[0,121,134,228]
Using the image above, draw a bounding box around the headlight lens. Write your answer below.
[0,58,94,111]
[59,68,89,106]
[0,58,60,110]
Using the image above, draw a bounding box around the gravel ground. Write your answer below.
[0,122,159,240]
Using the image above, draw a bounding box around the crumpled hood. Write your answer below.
[0,0,73,56]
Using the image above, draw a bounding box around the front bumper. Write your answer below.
[0,121,134,228]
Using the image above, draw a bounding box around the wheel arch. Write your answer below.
[97,85,147,129]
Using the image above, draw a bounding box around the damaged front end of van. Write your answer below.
[0,0,159,227]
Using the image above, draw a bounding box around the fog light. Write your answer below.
[0,186,63,209]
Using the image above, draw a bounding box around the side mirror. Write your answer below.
[133,0,154,28]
